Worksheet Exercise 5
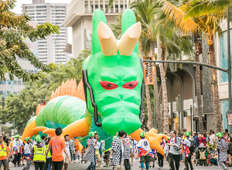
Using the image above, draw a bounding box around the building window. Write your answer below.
[85,29,92,49]
[36,6,46,8]
[18,80,21,85]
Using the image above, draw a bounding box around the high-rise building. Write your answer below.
[22,0,69,65]
[63,0,129,58]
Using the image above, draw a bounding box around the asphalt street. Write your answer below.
[9,159,221,170]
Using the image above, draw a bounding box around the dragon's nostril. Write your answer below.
[107,84,112,87]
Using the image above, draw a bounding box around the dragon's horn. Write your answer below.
[118,22,141,56]
[98,21,117,56]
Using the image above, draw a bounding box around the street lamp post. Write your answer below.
[190,105,193,135]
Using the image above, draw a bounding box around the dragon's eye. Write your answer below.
[100,81,118,90]
[122,81,138,89]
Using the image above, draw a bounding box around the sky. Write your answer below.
[13,0,73,43]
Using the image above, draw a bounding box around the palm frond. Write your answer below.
[159,0,198,33]
[185,0,231,19]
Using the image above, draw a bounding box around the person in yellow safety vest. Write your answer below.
[45,137,52,170]
[0,136,9,170]
[32,136,46,170]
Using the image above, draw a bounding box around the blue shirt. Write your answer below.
[193,136,199,147]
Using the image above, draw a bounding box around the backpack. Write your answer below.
[188,139,196,154]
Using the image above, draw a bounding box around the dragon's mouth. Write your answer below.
[101,111,141,136]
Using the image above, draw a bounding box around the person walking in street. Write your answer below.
[45,137,52,170]
[216,132,228,170]
[182,132,193,170]
[31,136,46,170]
[157,137,165,169]
[63,134,72,170]
[23,137,32,170]
[5,138,11,170]
[123,134,131,170]
[167,130,181,170]
[82,132,99,170]
[0,136,9,170]
[109,131,126,170]
[46,127,70,170]
[94,132,102,170]
[137,132,153,170]
[13,134,23,167]
[41,136,47,146]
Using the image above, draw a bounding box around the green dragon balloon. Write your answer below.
[22,9,167,155]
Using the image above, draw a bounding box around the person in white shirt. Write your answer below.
[63,135,71,170]
[94,132,102,170]
[167,130,181,170]
[23,137,31,170]
[209,131,215,145]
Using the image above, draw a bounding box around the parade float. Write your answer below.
[21,9,167,155]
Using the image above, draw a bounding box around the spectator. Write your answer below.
[109,131,126,170]
[193,132,199,148]
[167,130,181,170]
[227,136,232,167]
[216,132,228,170]
[46,127,70,170]
[197,134,206,147]
[224,129,229,143]
[209,131,215,145]
[208,148,217,166]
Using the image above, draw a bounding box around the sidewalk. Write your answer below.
[9,159,220,170]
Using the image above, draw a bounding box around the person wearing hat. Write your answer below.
[31,136,46,170]
[22,137,32,170]
[182,131,193,170]
[12,134,23,167]
[82,132,99,170]
[216,132,228,170]
[137,132,153,170]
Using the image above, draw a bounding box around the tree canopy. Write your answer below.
[0,0,60,81]
[0,56,87,134]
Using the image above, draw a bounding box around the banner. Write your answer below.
[143,61,154,85]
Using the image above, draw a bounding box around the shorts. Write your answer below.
[104,151,110,160]
[63,156,69,164]
[0,159,7,167]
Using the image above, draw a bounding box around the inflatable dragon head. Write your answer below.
[83,9,144,136]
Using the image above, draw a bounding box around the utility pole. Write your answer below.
[227,6,232,133]
[190,105,193,135]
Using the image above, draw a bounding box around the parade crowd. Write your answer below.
[0,128,231,170]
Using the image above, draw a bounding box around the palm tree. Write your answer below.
[160,0,231,132]
[130,0,161,130]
